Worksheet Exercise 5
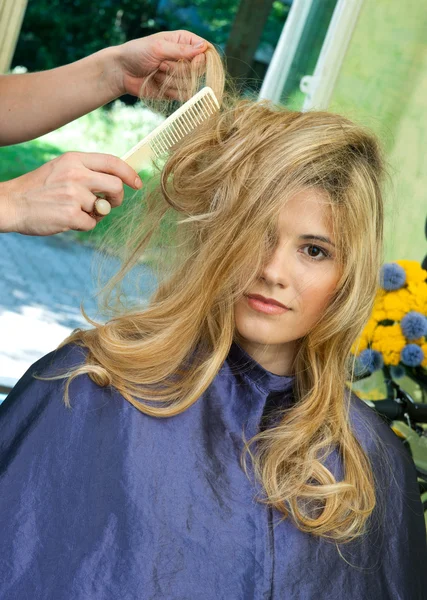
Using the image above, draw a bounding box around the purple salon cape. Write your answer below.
[0,341,426,599]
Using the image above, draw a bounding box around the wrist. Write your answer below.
[0,180,17,233]
[95,46,126,100]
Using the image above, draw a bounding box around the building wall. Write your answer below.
[330,0,427,262]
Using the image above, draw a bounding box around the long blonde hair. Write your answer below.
[59,47,386,543]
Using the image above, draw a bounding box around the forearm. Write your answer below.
[0,47,123,146]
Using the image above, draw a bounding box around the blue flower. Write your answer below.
[401,344,424,367]
[358,349,384,373]
[401,311,427,340]
[380,263,406,291]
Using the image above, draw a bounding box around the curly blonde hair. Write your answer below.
[57,46,386,543]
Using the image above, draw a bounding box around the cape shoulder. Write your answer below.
[348,390,425,532]
[0,344,132,451]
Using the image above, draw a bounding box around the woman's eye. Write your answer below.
[302,244,329,260]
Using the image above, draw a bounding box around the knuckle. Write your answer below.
[62,182,77,198]
[112,178,124,194]
[59,151,77,165]
[66,167,82,181]
[56,154,86,182]
[67,204,81,220]
[153,39,164,55]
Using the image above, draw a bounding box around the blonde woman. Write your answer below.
[0,48,426,599]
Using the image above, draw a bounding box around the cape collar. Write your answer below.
[226,341,295,395]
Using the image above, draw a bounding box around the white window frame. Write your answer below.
[0,0,28,73]
[259,0,365,111]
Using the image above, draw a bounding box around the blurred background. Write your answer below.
[0,0,426,394]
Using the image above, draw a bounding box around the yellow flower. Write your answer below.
[395,260,427,285]
[372,309,387,322]
[407,281,427,315]
[383,288,413,321]
[353,261,427,360]
[352,318,377,355]
[373,288,386,310]
[371,324,406,365]
[351,339,367,355]
[422,344,427,368]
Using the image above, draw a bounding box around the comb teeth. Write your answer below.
[148,88,220,158]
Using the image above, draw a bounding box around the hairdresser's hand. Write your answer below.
[0,152,142,236]
[110,30,208,100]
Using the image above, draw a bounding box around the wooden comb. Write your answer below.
[121,86,220,173]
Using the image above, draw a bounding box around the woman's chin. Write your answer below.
[235,321,284,347]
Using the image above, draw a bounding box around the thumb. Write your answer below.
[159,39,207,62]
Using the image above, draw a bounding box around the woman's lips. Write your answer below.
[245,295,290,315]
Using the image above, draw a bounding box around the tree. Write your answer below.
[160,0,289,91]
[224,0,275,83]
[12,0,159,72]
[12,0,289,94]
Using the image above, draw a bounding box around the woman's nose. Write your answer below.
[260,244,291,289]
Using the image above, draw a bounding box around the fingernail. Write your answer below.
[194,42,204,49]
[135,177,142,189]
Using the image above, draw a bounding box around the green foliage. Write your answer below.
[36,99,164,157]
[163,0,240,46]
[13,0,159,71]
[13,0,289,80]
[162,0,288,49]
[0,141,62,181]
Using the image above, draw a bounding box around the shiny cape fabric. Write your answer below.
[0,343,426,600]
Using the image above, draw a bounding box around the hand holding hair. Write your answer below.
[110,30,209,101]
[0,30,209,147]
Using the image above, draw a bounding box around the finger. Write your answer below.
[87,172,125,208]
[72,211,98,232]
[70,187,112,218]
[154,38,207,65]
[76,189,102,214]
[153,72,181,90]
[162,30,208,49]
[163,88,182,101]
[79,192,110,221]
[158,59,191,76]
[76,153,143,189]
[158,53,206,78]
[191,53,207,76]
[146,84,190,102]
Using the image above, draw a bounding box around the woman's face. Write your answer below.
[234,188,341,375]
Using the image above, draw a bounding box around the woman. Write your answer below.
[0,49,426,599]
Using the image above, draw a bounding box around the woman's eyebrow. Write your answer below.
[299,234,336,248]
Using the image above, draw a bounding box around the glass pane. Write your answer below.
[280,0,339,110]
[330,0,427,262]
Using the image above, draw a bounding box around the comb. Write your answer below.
[121,86,220,173]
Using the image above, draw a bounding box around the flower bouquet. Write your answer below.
[352,260,427,390]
